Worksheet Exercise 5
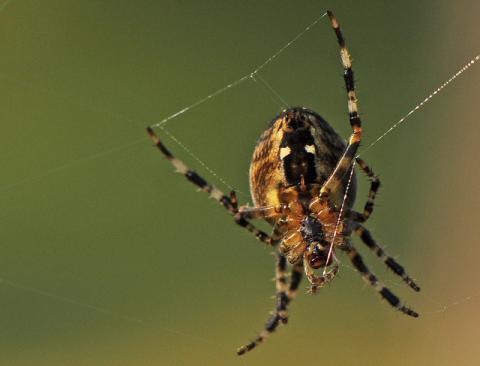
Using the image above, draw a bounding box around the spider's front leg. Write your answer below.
[304,260,339,294]
[320,11,363,198]
[146,127,276,246]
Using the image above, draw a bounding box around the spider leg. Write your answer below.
[353,223,420,291]
[287,260,304,302]
[237,257,303,356]
[271,220,288,239]
[237,204,286,221]
[344,245,419,317]
[281,260,304,323]
[320,11,363,197]
[353,157,380,222]
[274,253,290,324]
[146,127,276,246]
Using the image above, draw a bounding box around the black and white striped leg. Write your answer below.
[353,224,420,291]
[327,10,362,133]
[147,127,275,246]
[237,256,303,356]
[320,11,363,197]
[355,157,381,222]
[345,245,419,317]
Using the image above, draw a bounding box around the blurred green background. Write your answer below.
[0,1,479,365]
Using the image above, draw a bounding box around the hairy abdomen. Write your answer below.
[249,107,356,209]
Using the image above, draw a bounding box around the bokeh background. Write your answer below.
[0,1,479,365]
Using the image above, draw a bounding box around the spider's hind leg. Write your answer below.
[237,256,303,356]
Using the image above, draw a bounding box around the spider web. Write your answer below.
[142,11,480,321]
[1,2,479,365]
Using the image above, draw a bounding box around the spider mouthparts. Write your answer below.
[306,243,334,269]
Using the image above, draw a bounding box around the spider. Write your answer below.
[146,10,420,356]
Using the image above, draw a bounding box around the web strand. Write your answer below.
[159,126,247,197]
[251,73,290,109]
[323,160,357,275]
[339,261,477,316]
[0,8,478,353]
[149,12,328,130]
[0,137,147,193]
[358,54,480,158]
[3,17,478,198]
[145,12,330,197]
[150,75,252,129]
[0,276,214,344]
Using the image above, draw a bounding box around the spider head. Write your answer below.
[300,215,334,269]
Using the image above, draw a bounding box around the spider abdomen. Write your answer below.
[249,107,357,209]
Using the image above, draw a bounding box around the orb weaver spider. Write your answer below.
[146,10,420,356]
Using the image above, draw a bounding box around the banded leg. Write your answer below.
[275,253,289,324]
[345,245,419,317]
[287,261,303,301]
[237,257,304,356]
[354,157,381,222]
[281,260,304,323]
[327,10,362,132]
[305,261,339,294]
[353,224,420,291]
[147,127,276,246]
[320,11,363,196]
[237,204,287,221]
[271,220,288,241]
[237,253,288,356]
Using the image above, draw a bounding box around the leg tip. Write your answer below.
[146,126,160,145]
[406,278,421,292]
[146,126,155,137]
[237,340,257,356]
[326,10,338,27]
[236,345,251,356]
[402,307,419,318]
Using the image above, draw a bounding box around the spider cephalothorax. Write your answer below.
[146,10,420,357]
[269,187,347,288]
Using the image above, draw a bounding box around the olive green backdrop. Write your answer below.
[0,1,479,365]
